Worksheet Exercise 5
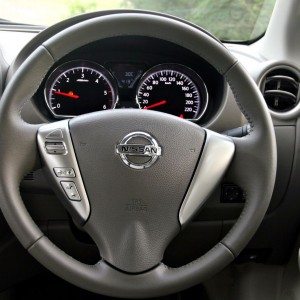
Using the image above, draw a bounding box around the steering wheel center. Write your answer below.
[116,131,162,169]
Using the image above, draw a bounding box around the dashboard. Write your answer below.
[34,36,225,125]
[0,9,300,287]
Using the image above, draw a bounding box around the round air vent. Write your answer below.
[260,66,300,112]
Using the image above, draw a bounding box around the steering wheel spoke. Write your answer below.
[179,129,235,225]
[224,132,271,195]
[0,122,42,182]
[37,120,90,224]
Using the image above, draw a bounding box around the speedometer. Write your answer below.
[44,60,117,118]
[136,64,208,120]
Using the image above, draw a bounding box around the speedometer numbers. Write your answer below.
[136,64,208,121]
[44,61,208,122]
[44,61,118,118]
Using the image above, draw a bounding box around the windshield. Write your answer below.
[1,0,276,42]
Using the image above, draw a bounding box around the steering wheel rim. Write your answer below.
[0,13,276,298]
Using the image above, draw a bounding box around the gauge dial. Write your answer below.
[136,64,208,120]
[44,61,117,117]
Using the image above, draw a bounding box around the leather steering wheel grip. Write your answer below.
[0,13,276,298]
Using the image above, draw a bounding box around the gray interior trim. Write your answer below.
[0,24,44,33]
[257,62,300,120]
[256,0,300,63]
[37,120,90,224]
[179,129,235,225]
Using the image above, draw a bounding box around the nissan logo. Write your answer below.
[116,132,162,169]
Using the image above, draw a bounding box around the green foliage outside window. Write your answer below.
[69,0,276,41]
[1,0,276,42]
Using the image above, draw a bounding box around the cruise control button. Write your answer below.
[46,129,63,140]
[54,167,75,178]
[61,181,81,201]
[45,142,67,154]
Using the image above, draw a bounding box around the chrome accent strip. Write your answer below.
[179,129,235,225]
[37,120,90,223]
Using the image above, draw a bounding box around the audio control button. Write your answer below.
[54,167,75,178]
[61,181,81,201]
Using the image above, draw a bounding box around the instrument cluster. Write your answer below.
[44,60,209,121]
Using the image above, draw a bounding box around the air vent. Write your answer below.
[261,67,300,112]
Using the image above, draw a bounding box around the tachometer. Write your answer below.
[44,60,117,118]
[136,64,208,120]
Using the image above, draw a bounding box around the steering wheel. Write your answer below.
[0,13,276,298]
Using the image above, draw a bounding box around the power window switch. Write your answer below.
[61,181,81,201]
[54,167,75,178]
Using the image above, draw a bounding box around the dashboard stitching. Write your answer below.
[220,72,252,256]
[221,63,253,257]
[223,61,253,135]
[224,76,254,134]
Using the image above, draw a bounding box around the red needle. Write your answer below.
[54,91,79,99]
[144,100,167,110]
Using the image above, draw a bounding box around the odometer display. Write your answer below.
[45,61,117,118]
[136,64,208,120]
